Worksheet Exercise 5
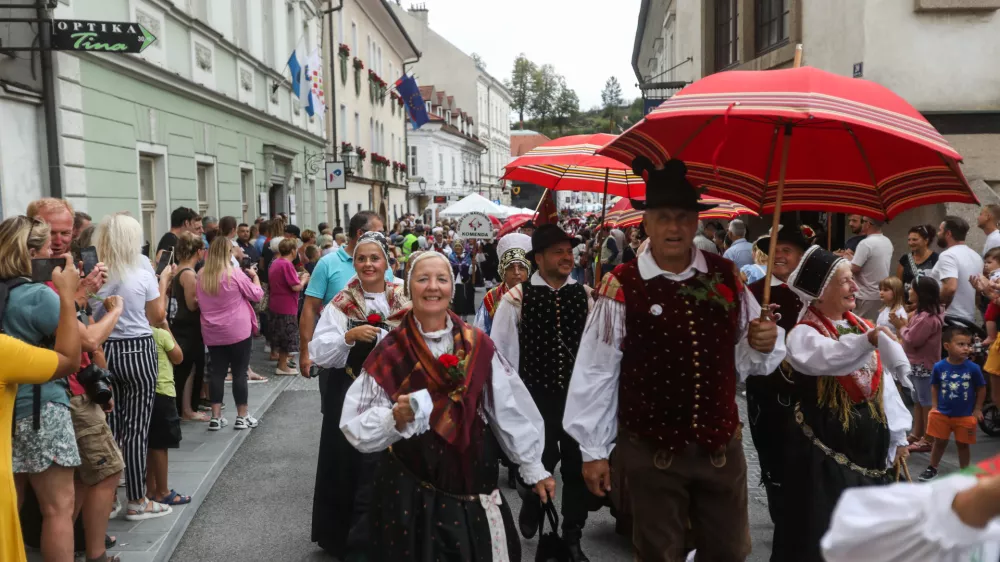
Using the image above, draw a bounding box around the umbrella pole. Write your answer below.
[827,213,833,250]
[595,168,611,283]
[761,124,793,314]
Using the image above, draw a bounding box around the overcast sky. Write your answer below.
[409,0,642,113]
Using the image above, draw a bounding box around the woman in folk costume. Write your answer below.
[308,231,410,560]
[341,250,555,561]
[475,233,531,335]
[779,245,913,562]
[449,240,477,319]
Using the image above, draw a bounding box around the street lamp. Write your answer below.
[418,179,427,194]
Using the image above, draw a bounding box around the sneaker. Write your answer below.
[208,417,228,431]
[234,415,259,430]
[264,344,272,354]
[287,358,298,369]
[918,466,938,482]
[109,496,123,520]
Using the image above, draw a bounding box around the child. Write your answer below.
[147,325,191,506]
[876,276,907,335]
[982,248,1000,409]
[304,244,320,275]
[890,276,944,453]
[918,326,987,481]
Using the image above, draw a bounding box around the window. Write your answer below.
[377,45,382,76]
[451,156,456,185]
[369,118,374,152]
[241,168,253,223]
[425,101,432,113]
[409,146,418,175]
[193,0,209,22]
[233,0,249,50]
[438,154,444,181]
[380,123,385,153]
[339,104,346,144]
[344,203,350,224]
[714,0,738,70]
[367,35,372,67]
[338,10,344,44]
[286,1,296,56]
[354,112,360,145]
[389,61,394,82]
[139,156,157,243]
[197,163,212,215]
[357,203,362,215]
[391,133,395,161]
[351,22,357,54]
[756,0,789,54]
[262,0,275,66]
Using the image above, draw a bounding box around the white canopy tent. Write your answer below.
[439,193,509,218]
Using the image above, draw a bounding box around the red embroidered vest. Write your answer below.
[616,252,742,451]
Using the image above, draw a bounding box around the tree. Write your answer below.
[601,76,624,132]
[530,64,559,129]
[471,52,486,70]
[553,76,580,135]
[505,54,536,128]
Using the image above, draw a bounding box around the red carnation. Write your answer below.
[366,313,382,324]
[440,354,460,369]
[715,283,734,303]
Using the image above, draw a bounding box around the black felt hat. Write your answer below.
[788,246,846,301]
[755,224,817,255]
[629,157,718,212]
[528,223,574,262]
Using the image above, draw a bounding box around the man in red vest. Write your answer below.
[563,158,785,562]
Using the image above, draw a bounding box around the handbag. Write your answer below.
[254,281,270,313]
[535,501,570,562]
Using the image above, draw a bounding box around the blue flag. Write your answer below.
[394,74,428,129]
[288,50,304,102]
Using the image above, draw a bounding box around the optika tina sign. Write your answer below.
[51,19,157,54]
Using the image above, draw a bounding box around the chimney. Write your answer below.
[410,2,428,25]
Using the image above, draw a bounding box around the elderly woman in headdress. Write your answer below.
[308,231,411,559]
[778,245,913,562]
[340,250,555,561]
[475,233,531,336]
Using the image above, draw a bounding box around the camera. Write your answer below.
[77,363,114,406]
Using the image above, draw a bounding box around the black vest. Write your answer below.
[518,281,588,397]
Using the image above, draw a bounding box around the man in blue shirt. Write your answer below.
[723,219,754,269]
[299,210,391,375]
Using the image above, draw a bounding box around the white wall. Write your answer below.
[0,98,46,217]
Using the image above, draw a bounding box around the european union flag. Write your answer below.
[394,74,428,130]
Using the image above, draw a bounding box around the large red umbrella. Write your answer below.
[503,133,645,198]
[497,214,534,238]
[599,66,977,305]
[603,197,756,230]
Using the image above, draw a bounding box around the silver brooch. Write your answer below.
[650,304,663,316]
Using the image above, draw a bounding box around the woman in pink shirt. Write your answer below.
[268,238,309,375]
[197,237,264,431]
[890,276,945,453]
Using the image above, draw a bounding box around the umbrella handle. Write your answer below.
[760,124,794,316]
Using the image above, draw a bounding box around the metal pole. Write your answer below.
[594,168,610,283]
[326,1,342,228]
[38,0,61,197]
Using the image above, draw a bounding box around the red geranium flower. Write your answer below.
[366,313,382,324]
[440,354,460,369]
[715,283,734,303]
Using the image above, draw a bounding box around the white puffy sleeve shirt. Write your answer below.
[822,475,1000,562]
[786,322,912,465]
[310,289,393,369]
[339,316,552,485]
[562,247,787,462]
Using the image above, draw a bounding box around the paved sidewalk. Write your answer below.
[27,340,294,562]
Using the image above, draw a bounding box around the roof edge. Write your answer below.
[381,0,422,61]
[632,0,651,84]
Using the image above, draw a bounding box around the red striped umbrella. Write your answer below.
[598,66,976,305]
[497,214,534,238]
[503,134,645,199]
[602,197,756,230]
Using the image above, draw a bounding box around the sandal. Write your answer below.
[155,489,192,506]
[86,553,122,562]
[908,439,932,453]
[906,434,919,444]
[124,498,173,521]
[105,534,116,549]
[182,412,211,422]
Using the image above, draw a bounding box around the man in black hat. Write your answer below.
[564,157,785,562]
[492,223,595,562]
[745,223,815,558]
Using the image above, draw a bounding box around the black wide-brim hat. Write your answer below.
[755,224,817,254]
[629,157,718,212]
[527,223,575,262]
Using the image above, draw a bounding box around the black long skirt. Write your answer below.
[775,399,891,562]
[311,367,379,557]
[369,442,522,561]
[451,282,476,316]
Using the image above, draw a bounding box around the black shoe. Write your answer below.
[566,537,591,562]
[518,495,542,539]
[918,465,938,482]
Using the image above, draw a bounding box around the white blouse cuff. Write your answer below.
[581,445,614,463]
[926,476,1000,549]
[519,462,551,485]
[382,389,434,439]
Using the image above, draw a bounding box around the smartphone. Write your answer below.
[155,248,174,275]
[31,258,66,282]
[81,246,99,276]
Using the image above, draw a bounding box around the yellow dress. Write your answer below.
[0,335,59,562]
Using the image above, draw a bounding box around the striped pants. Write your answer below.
[104,336,158,501]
